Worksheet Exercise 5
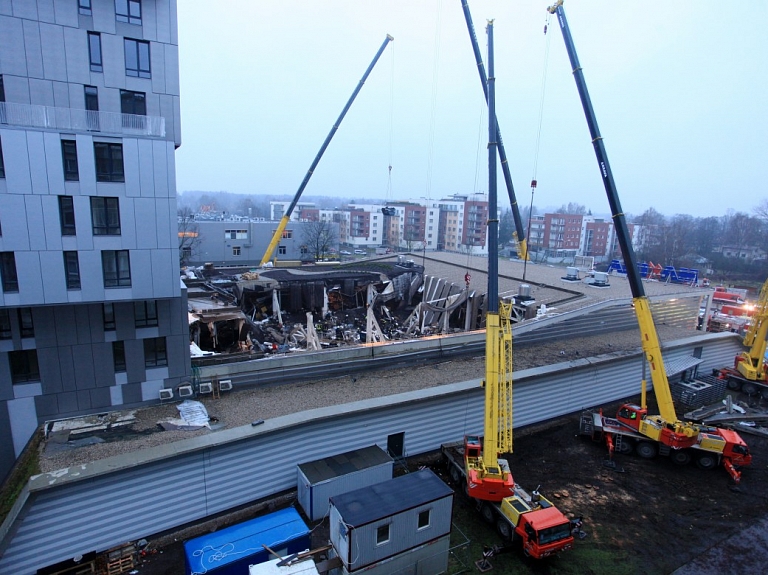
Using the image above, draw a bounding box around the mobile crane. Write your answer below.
[714,279,768,399]
[259,35,393,267]
[548,0,752,481]
[442,21,574,559]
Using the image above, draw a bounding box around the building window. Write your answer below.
[181,247,192,261]
[113,341,126,372]
[115,0,141,25]
[59,196,76,236]
[84,85,99,131]
[232,246,241,256]
[0,252,18,292]
[88,32,103,73]
[18,308,33,338]
[225,229,248,240]
[120,89,146,127]
[134,300,158,327]
[91,197,121,235]
[144,337,167,367]
[64,251,81,289]
[0,309,10,339]
[79,0,92,15]
[418,509,431,530]
[61,140,79,181]
[124,38,150,78]
[0,137,4,178]
[102,250,131,287]
[94,142,124,182]
[10,350,39,383]
[375,524,390,546]
[278,246,286,255]
[103,303,116,330]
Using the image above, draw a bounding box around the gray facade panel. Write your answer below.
[72,344,96,390]
[77,390,92,411]
[53,306,77,347]
[114,302,136,340]
[38,347,64,394]
[121,383,143,404]
[165,334,189,379]
[57,392,79,414]
[157,299,171,336]
[0,356,13,401]
[0,403,15,483]
[34,394,59,418]
[124,339,145,383]
[57,346,77,393]
[92,342,116,388]
[89,386,112,410]
[75,306,93,344]
[89,304,106,342]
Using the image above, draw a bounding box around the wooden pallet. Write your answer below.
[101,543,136,575]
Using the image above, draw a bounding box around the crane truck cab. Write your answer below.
[499,488,574,558]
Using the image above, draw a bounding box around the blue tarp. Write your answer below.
[184,507,310,575]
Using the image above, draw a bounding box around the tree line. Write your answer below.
[499,201,768,282]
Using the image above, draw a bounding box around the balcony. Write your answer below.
[0,101,165,138]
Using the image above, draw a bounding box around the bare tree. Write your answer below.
[178,207,201,266]
[555,202,588,215]
[301,220,337,260]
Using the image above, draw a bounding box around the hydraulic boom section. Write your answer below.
[548,0,700,448]
[464,20,514,502]
[460,0,528,260]
[259,35,393,266]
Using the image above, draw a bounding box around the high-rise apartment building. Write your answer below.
[0,0,189,482]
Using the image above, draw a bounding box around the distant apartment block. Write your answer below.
[0,0,190,482]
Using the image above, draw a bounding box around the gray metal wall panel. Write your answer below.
[0,335,745,574]
[347,535,450,575]
[0,454,207,574]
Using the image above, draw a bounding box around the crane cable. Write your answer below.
[525,11,553,275]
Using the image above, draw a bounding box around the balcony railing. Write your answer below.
[0,101,165,138]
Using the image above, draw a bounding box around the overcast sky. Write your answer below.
[175,1,767,219]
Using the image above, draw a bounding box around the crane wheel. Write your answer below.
[450,466,461,484]
[671,450,692,466]
[617,438,634,455]
[496,518,513,540]
[636,442,658,459]
[726,379,741,391]
[480,503,495,524]
[696,454,717,470]
[762,389,768,401]
[742,383,758,395]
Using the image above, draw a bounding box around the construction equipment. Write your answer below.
[715,279,768,399]
[459,0,529,260]
[259,35,393,266]
[442,21,574,559]
[548,0,752,481]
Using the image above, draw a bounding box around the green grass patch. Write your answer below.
[0,429,42,525]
